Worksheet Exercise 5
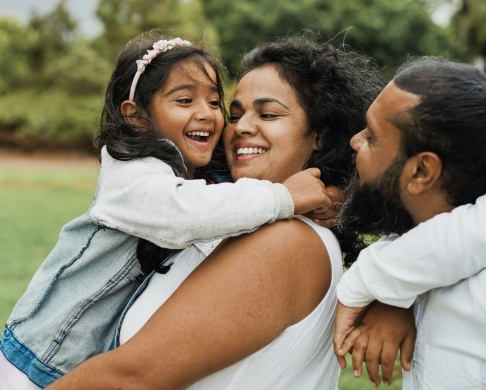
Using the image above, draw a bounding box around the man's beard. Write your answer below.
[338,155,416,237]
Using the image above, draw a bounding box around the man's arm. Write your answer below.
[338,194,486,309]
[47,219,331,390]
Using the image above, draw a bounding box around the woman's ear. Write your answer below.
[312,132,319,151]
[120,100,144,126]
[403,152,442,195]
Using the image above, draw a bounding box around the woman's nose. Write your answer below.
[234,114,257,136]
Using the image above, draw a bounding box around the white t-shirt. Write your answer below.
[120,217,344,390]
[0,351,41,390]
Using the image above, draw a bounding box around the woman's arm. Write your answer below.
[47,219,331,390]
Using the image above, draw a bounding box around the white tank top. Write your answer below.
[120,216,343,389]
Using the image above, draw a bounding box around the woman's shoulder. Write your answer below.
[222,217,333,324]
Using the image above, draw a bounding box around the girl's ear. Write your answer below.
[403,152,442,195]
[120,100,144,126]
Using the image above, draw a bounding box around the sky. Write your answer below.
[0,0,103,36]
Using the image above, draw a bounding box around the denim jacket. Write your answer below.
[0,147,293,388]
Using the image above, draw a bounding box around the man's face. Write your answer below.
[339,82,420,235]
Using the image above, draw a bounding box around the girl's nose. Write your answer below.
[197,103,214,122]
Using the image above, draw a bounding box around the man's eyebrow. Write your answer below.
[365,113,376,135]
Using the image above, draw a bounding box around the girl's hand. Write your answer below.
[337,302,415,387]
[305,185,344,228]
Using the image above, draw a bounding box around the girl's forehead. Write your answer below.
[167,60,218,86]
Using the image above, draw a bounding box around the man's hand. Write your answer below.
[282,168,332,215]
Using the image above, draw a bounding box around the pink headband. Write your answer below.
[128,38,192,101]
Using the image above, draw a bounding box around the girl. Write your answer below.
[0,31,330,388]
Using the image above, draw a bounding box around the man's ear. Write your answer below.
[403,152,442,195]
[120,100,145,126]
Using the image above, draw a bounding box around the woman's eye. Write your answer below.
[229,115,241,123]
[261,113,278,119]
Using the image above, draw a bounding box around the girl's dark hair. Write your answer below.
[95,30,227,274]
[239,34,384,266]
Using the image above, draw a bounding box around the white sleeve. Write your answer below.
[88,148,294,249]
[337,194,486,308]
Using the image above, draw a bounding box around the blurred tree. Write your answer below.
[449,0,486,62]
[0,1,106,150]
[93,0,219,62]
[204,0,458,79]
[27,0,79,88]
[0,19,37,94]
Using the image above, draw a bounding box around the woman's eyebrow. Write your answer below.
[229,97,290,110]
[254,97,289,109]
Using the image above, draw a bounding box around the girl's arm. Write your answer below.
[89,148,330,249]
[337,194,486,309]
[47,219,332,390]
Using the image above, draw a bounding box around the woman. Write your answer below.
[48,35,385,389]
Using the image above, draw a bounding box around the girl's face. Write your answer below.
[223,64,316,183]
[150,60,225,178]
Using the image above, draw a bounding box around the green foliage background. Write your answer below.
[1,0,485,151]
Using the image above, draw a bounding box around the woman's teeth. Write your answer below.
[236,147,266,155]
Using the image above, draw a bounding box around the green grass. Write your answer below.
[0,164,98,324]
[0,162,402,389]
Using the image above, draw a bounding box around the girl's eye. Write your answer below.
[176,98,192,104]
[209,99,221,108]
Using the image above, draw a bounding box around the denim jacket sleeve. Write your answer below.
[337,194,486,308]
[88,147,294,249]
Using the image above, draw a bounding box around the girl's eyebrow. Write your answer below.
[230,97,289,110]
[164,83,218,97]
[164,84,194,96]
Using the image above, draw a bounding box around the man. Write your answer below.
[333,57,486,389]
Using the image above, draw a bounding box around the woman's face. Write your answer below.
[150,60,225,178]
[223,64,316,183]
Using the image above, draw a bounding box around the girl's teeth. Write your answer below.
[188,131,210,136]
[236,147,266,155]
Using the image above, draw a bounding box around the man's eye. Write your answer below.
[229,115,241,123]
